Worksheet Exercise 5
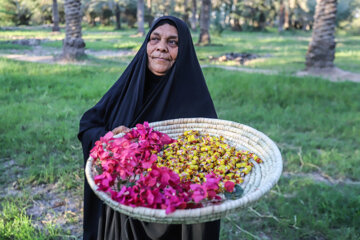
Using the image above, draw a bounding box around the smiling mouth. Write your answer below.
[153,57,170,61]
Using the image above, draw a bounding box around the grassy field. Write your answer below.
[0,27,359,239]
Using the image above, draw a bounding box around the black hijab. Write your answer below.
[78,16,218,240]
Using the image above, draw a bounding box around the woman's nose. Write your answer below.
[156,40,168,52]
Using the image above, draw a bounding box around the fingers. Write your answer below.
[112,126,130,135]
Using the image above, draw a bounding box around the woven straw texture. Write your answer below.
[85,118,283,224]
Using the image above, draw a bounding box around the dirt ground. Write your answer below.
[296,67,360,82]
[0,46,135,65]
[1,43,359,82]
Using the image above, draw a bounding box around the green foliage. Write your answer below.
[0,28,359,239]
[0,0,65,26]
[1,0,360,34]
[0,0,33,26]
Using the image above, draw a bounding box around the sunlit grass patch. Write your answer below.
[0,41,32,50]
[221,177,360,239]
[0,29,64,41]
[0,197,62,239]
[203,67,360,181]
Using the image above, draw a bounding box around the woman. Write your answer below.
[78,16,220,240]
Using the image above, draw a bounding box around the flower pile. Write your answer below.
[156,130,262,190]
[90,122,261,214]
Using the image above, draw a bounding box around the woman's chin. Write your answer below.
[151,66,170,76]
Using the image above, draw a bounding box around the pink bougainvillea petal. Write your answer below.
[224,181,235,193]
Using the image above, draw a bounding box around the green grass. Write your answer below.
[205,69,360,180]
[0,41,32,50]
[0,196,63,239]
[221,178,360,239]
[0,28,359,239]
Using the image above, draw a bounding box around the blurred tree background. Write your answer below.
[1,0,359,34]
[1,1,360,239]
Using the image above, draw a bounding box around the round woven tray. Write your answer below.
[85,118,282,224]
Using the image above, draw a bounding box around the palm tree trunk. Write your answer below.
[147,0,154,27]
[198,0,211,45]
[190,0,197,31]
[115,3,121,30]
[183,0,190,26]
[52,0,60,32]
[63,0,85,60]
[137,0,145,36]
[278,0,285,32]
[231,0,241,31]
[306,0,337,69]
[170,0,175,15]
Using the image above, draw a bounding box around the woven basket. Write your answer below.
[85,118,282,224]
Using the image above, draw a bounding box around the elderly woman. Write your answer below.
[78,16,220,240]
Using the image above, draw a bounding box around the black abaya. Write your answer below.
[78,16,219,240]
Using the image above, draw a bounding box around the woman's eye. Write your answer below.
[168,40,178,47]
[150,37,160,44]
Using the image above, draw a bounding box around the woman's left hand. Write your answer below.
[112,125,130,135]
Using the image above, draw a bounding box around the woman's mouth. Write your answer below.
[153,57,170,61]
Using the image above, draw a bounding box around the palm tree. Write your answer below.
[231,0,241,31]
[137,0,145,36]
[278,0,285,32]
[183,0,189,26]
[306,0,337,69]
[52,0,60,32]
[63,0,86,60]
[190,0,197,31]
[115,2,121,30]
[198,0,211,45]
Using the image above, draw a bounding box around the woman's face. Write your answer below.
[147,23,178,76]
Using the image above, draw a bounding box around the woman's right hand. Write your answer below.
[112,125,130,135]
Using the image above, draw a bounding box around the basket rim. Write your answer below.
[85,117,283,224]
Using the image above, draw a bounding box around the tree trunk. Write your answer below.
[137,0,145,36]
[170,0,175,15]
[183,0,190,26]
[198,0,211,45]
[63,0,85,60]
[190,0,197,31]
[115,3,121,30]
[147,0,153,27]
[306,0,337,69]
[278,0,285,32]
[52,0,60,31]
[231,0,241,31]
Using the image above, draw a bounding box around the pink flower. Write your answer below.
[101,131,114,142]
[224,181,235,192]
[190,184,207,203]
[142,174,157,187]
[204,173,220,191]
[160,134,176,145]
[91,122,199,214]
[141,152,157,169]
[94,172,116,191]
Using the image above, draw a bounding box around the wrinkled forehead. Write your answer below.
[150,19,177,34]
[148,19,179,42]
[149,24,178,40]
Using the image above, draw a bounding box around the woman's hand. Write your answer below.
[112,125,130,135]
